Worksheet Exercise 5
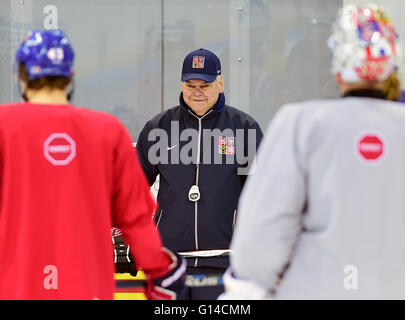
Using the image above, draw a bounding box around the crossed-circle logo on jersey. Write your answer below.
[356,133,386,162]
[43,133,76,166]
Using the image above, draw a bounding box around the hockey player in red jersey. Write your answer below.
[0,29,186,300]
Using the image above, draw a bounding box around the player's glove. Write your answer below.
[218,268,273,300]
[145,248,187,300]
[111,227,138,277]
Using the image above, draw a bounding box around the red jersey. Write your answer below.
[0,102,169,299]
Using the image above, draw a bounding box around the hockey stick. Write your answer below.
[115,249,229,290]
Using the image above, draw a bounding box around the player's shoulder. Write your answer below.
[280,98,336,111]
[293,97,405,117]
[0,102,119,122]
[0,102,25,113]
[263,98,342,134]
[275,98,342,119]
[73,105,123,126]
[72,105,133,142]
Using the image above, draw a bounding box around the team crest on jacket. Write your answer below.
[218,136,235,155]
[192,56,205,69]
[356,132,386,163]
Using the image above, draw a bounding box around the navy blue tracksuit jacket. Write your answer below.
[136,93,263,268]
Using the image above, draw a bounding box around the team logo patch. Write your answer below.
[218,136,235,155]
[192,56,205,69]
[111,228,123,238]
[356,132,386,162]
[47,47,64,63]
[43,133,76,166]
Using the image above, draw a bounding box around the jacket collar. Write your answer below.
[343,89,386,100]
[179,92,226,118]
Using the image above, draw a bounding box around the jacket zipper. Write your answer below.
[188,109,213,267]
[156,209,163,228]
[232,209,237,232]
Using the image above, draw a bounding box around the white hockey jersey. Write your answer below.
[231,96,405,299]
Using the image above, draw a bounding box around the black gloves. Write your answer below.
[111,228,138,277]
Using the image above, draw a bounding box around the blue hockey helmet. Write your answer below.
[16,29,74,81]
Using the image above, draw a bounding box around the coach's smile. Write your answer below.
[181,77,224,116]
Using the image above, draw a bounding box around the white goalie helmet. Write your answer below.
[328,4,400,83]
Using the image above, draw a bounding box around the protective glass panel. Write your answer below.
[2,0,162,139]
[162,0,342,130]
[1,0,345,138]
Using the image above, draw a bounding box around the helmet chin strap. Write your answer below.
[66,79,75,102]
[18,80,28,102]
